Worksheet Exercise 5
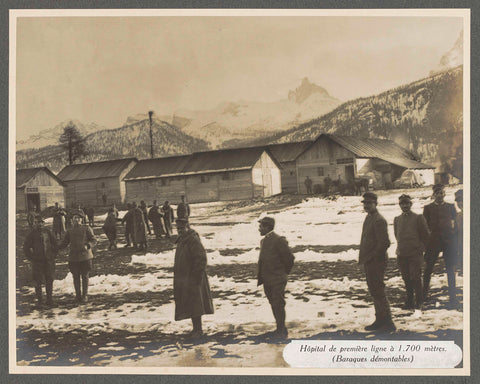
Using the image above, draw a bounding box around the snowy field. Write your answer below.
[15,186,464,368]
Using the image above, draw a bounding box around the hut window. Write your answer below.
[200,175,210,183]
[222,172,234,181]
[161,179,169,186]
[317,167,324,176]
[337,158,354,165]
[101,182,106,188]
[289,171,295,176]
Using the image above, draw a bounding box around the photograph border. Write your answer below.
[4,1,479,383]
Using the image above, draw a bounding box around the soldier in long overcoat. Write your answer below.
[173,218,214,337]
[121,203,135,247]
[132,201,147,251]
[52,202,66,239]
[140,200,151,235]
[148,200,165,239]
[162,201,175,238]
[24,214,58,307]
[102,208,117,250]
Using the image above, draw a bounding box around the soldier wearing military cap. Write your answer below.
[257,216,295,340]
[23,214,58,308]
[173,217,213,337]
[422,184,459,308]
[359,192,395,332]
[59,209,96,303]
[394,194,430,309]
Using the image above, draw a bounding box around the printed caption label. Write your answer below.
[283,341,462,368]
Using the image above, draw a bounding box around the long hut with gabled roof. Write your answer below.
[57,158,138,207]
[123,147,282,204]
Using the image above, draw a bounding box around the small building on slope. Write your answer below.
[16,167,65,212]
[57,158,138,207]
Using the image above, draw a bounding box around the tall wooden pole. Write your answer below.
[149,111,154,159]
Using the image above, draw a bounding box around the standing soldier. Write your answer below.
[140,200,151,235]
[23,214,58,308]
[59,210,96,303]
[393,194,430,310]
[102,208,118,250]
[173,218,214,337]
[359,192,395,332]
[304,176,313,195]
[132,201,148,251]
[324,174,332,194]
[177,195,190,220]
[162,201,175,238]
[257,216,295,340]
[85,206,95,227]
[454,189,463,276]
[52,202,66,239]
[148,200,165,239]
[121,203,135,247]
[423,184,459,308]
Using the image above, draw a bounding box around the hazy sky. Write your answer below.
[15,15,463,140]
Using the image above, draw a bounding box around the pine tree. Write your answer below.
[59,122,87,165]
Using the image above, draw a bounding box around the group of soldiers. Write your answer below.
[358,183,463,332]
[23,195,191,307]
[22,183,463,340]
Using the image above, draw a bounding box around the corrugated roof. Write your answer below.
[324,134,434,169]
[123,155,192,180]
[57,158,137,182]
[182,147,268,174]
[16,167,65,188]
[266,141,314,162]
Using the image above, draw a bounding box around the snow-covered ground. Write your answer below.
[16,186,464,368]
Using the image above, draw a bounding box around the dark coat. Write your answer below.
[59,224,96,262]
[423,202,457,249]
[133,207,147,243]
[177,202,190,219]
[257,232,294,286]
[174,229,214,321]
[52,208,66,234]
[102,212,117,237]
[359,210,390,265]
[121,209,135,233]
[24,227,58,262]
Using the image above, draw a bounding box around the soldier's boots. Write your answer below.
[365,317,396,332]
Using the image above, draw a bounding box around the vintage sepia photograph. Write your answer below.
[10,8,470,374]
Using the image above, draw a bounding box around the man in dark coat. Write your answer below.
[162,201,175,238]
[24,214,58,307]
[177,195,190,220]
[394,194,430,309]
[148,200,165,239]
[140,200,151,235]
[174,218,214,337]
[102,208,117,250]
[121,203,135,247]
[304,176,313,194]
[257,216,295,339]
[52,202,67,239]
[132,201,148,251]
[85,206,95,227]
[359,192,395,332]
[423,184,459,307]
[59,210,96,303]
